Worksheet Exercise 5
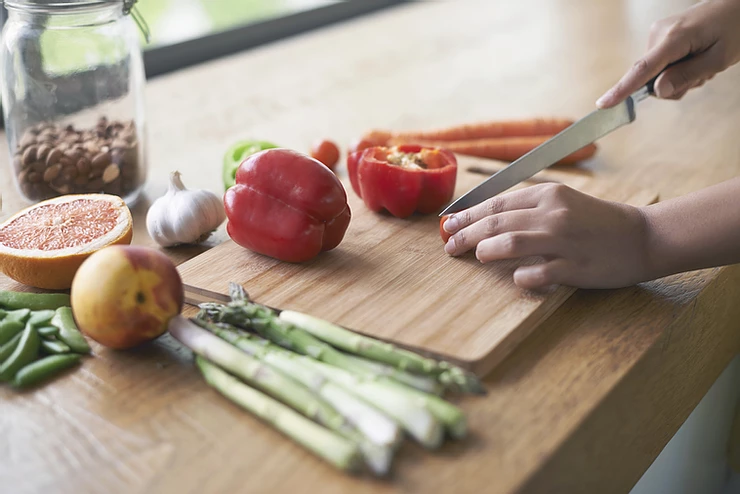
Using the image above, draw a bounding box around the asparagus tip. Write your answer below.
[228,282,250,302]
[439,368,487,395]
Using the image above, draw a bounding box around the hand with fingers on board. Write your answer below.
[442,183,651,290]
[443,0,740,290]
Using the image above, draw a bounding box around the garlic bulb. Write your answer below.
[146,171,226,247]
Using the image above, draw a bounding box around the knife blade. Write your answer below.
[437,69,670,217]
[183,283,231,307]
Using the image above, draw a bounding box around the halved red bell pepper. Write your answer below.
[347,144,457,218]
[224,148,351,263]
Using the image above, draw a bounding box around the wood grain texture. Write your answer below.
[178,158,657,376]
[0,0,739,493]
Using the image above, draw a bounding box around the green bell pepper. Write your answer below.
[223,140,279,190]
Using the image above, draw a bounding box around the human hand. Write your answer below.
[596,0,740,108]
[441,183,650,290]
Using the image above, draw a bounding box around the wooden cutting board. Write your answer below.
[177,156,657,377]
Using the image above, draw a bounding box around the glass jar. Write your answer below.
[0,0,147,205]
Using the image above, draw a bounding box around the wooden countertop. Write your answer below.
[2,1,740,492]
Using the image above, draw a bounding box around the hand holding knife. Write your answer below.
[434,13,736,292]
[439,58,688,217]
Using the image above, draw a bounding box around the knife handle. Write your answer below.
[645,54,693,95]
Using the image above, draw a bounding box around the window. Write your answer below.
[138,0,341,49]
[0,0,407,126]
[136,0,408,77]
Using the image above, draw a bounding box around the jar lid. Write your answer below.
[2,0,150,41]
[3,1,120,7]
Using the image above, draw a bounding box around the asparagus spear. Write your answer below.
[195,319,402,449]
[170,316,390,475]
[278,309,485,395]
[194,320,397,475]
[194,316,444,448]
[168,317,348,438]
[379,376,467,439]
[264,328,466,440]
[199,301,445,395]
[278,309,438,372]
[343,353,442,395]
[296,356,445,449]
[227,282,484,395]
[196,357,362,473]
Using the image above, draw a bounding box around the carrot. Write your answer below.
[365,118,575,143]
[387,135,597,165]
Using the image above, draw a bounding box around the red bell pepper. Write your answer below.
[347,144,458,218]
[224,148,351,262]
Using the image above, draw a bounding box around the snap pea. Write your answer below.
[51,307,90,354]
[12,354,81,389]
[0,309,30,345]
[0,325,40,381]
[41,339,72,355]
[0,309,7,320]
[3,308,30,324]
[0,332,23,363]
[0,320,24,345]
[0,291,71,311]
[27,310,56,328]
[37,325,59,338]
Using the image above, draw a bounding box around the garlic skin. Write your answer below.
[146,171,226,247]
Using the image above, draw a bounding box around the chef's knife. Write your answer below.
[438,64,678,217]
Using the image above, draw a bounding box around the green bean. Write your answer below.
[41,339,71,355]
[27,310,56,328]
[0,309,7,320]
[0,325,40,381]
[51,307,90,354]
[0,332,23,363]
[0,291,70,311]
[12,354,81,389]
[37,326,59,338]
[0,310,30,345]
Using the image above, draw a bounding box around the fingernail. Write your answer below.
[444,216,458,232]
[444,237,456,255]
[657,79,674,98]
[595,91,611,108]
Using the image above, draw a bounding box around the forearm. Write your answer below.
[641,176,740,279]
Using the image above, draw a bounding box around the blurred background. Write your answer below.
[0,0,406,123]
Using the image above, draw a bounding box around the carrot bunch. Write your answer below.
[356,118,597,165]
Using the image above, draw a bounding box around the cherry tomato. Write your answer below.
[440,215,451,243]
[310,139,340,171]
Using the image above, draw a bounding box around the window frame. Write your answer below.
[141,0,411,77]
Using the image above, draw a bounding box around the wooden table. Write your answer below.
[2,1,739,492]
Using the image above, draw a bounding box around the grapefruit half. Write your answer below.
[0,194,133,289]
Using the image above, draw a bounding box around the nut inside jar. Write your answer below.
[12,117,142,201]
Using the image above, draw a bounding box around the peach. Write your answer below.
[70,245,184,349]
